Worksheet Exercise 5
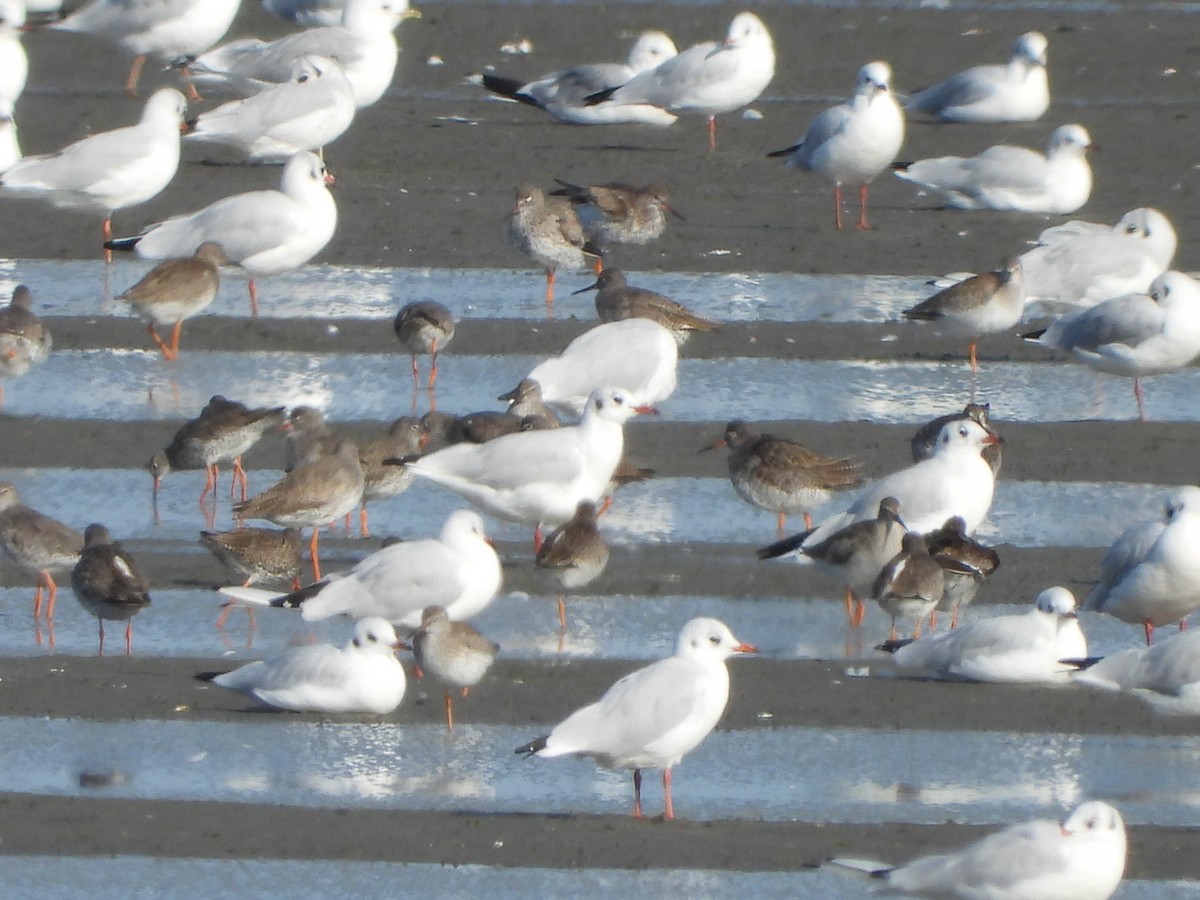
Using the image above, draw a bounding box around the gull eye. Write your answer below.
[299,73,309,83]
[709,635,721,645]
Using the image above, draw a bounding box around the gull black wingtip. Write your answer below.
[104,236,141,252]
[766,143,801,159]
[875,638,914,654]
[1020,327,1047,342]
[756,530,812,560]
[583,86,617,107]
[515,735,548,757]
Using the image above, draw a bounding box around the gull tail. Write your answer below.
[828,857,892,878]
[194,670,225,682]
[890,161,913,172]
[766,143,802,159]
[515,735,549,757]
[217,585,285,607]
[478,73,542,108]
[876,638,915,654]
[756,529,813,561]
[1020,327,1047,342]
[104,236,141,253]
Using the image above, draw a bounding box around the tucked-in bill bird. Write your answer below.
[393,300,455,391]
[905,31,1050,123]
[201,526,304,588]
[535,500,609,630]
[410,605,499,730]
[526,318,678,415]
[149,395,287,506]
[1023,271,1200,421]
[507,183,600,317]
[218,509,502,628]
[515,617,757,819]
[759,497,906,628]
[105,151,336,317]
[769,60,904,230]
[903,256,1025,371]
[550,180,682,250]
[923,515,1000,628]
[184,0,421,108]
[117,241,225,361]
[0,285,52,409]
[0,481,84,619]
[70,523,152,656]
[1075,627,1200,713]
[498,377,561,430]
[835,801,1126,900]
[879,585,1085,683]
[51,0,240,96]
[1084,485,1200,644]
[233,439,364,580]
[474,30,679,127]
[894,123,1094,214]
[408,388,645,544]
[0,89,186,254]
[585,12,775,151]
[573,269,716,346]
[184,55,356,163]
[873,532,945,640]
[0,0,27,111]
[201,616,406,714]
[704,420,861,532]
[911,402,1002,476]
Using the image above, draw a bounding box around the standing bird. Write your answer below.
[516,618,757,819]
[586,12,775,152]
[0,285,52,409]
[704,420,861,532]
[117,241,225,361]
[550,180,682,251]
[535,500,610,630]
[202,616,406,714]
[0,481,84,619]
[1022,271,1200,421]
[769,60,904,230]
[894,123,1094,214]
[760,497,906,627]
[105,151,337,317]
[498,377,561,430]
[572,269,717,346]
[903,257,1025,371]
[282,405,340,473]
[149,395,287,506]
[51,0,240,97]
[923,516,1000,628]
[393,300,455,391]
[234,439,364,580]
[410,605,499,730]
[201,526,303,588]
[1085,485,1200,645]
[0,89,186,256]
[905,31,1050,123]
[70,523,152,656]
[872,532,945,640]
[356,415,427,536]
[911,402,1002,477]
[506,183,600,317]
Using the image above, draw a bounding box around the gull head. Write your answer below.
[674,617,758,661]
[934,418,1002,457]
[350,617,403,653]
[1035,586,1078,618]
[856,61,893,97]
[1163,485,1200,523]
[722,12,771,50]
[1013,31,1049,67]
[1047,124,1094,158]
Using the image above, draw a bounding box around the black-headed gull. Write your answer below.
[905,31,1050,123]
[769,60,904,230]
[262,0,360,28]
[1084,485,1200,644]
[51,0,241,96]
[903,257,1025,371]
[0,105,19,175]
[475,30,679,127]
[1,88,186,253]
[0,0,27,110]
[836,801,1125,899]
[410,605,499,730]
[186,0,420,108]
[911,402,1002,476]
[219,509,502,628]
[70,523,152,656]
[202,616,407,714]
[527,318,678,415]
[506,183,600,317]
[408,388,645,541]
[704,420,861,533]
[550,180,683,248]
[184,55,356,163]
[880,585,1086,683]
[535,500,609,630]
[894,123,1094,214]
[1024,271,1200,421]
[873,531,945,640]
[117,241,224,361]
[516,617,757,819]
[1076,627,1200,712]
[587,12,775,151]
[393,300,454,391]
[573,269,716,346]
[0,285,52,406]
[106,151,337,317]
[0,481,83,619]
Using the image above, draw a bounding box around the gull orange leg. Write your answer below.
[632,768,643,818]
[1144,620,1154,646]
[544,269,556,319]
[248,279,259,318]
[833,184,844,231]
[1134,379,1147,422]
[309,526,322,581]
[443,690,455,730]
[663,767,674,820]
[776,511,787,534]
[556,595,567,631]
[856,183,872,230]
[804,512,813,530]
[179,65,203,102]
[124,54,146,96]
[359,503,370,538]
[706,115,717,151]
[968,341,979,373]
[103,218,113,263]
[124,619,134,656]
[533,524,543,553]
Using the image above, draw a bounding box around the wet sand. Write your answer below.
[3,0,1200,885]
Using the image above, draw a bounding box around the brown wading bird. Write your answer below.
[0,285,53,409]
[705,421,861,533]
[499,377,561,430]
[923,515,1001,629]
[202,526,304,628]
[903,257,1025,372]
[117,241,226,361]
[550,180,683,253]
[234,439,364,581]
[573,269,717,345]
[393,300,455,391]
[535,500,610,630]
[873,531,946,641]
[356,416,428,537]
[71,523,152,656]
[506,183,602,317]
[409,605,499,731]
[150,396,287,507]
[0,481,84,620]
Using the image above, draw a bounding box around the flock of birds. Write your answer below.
[0,0,1197,894]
